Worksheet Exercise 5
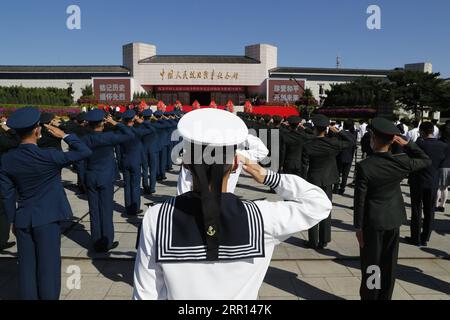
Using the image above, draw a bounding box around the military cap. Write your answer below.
[40,112,55,125]
[312,114,330,127]
[273,115,283,123]
[7,106,40,130]
[154,110,163,117]
[371,117,401,136]
[141,109,153,117]
[122,109,136,121]
[76,112,86,122]
[287,116,302,125]
[84,109,105,123]
[263,114,272,122]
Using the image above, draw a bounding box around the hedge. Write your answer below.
[0,86,74,106]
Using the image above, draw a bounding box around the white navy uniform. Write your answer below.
[133,171,332,300]
[176,134,269,195]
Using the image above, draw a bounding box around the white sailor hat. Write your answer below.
[177,108,248,147]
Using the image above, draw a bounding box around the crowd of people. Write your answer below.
[0,106,448,301]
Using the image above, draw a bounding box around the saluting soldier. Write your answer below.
[133,108,332,300]
[38,113,63,151]
[0,121,20,252]
[303,114,355,249]
[120,110,156,216]
[81,110,134,252]
[354,118,431,300]
[140,110,159,195]
[0,107,92,300]
[280,116,314,178]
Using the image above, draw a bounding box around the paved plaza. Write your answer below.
[0,160,449,300]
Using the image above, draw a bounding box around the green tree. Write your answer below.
[388,70,446,119]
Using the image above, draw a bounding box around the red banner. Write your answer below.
[156,86,245,92]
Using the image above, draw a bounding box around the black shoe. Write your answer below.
[404,236,420,246]
[338,189,345,195]
[108,241,119,251]
[0,242,16,251]
[317,242,328,249]
[143,187,151,195]
[437,207,445,212]
[333,188,339,194]
[420,240,428,247]
[308,242,319,249]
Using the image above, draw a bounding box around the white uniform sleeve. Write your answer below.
[256,171,332,244]
[133,206,167,300]
[238,134,269,162]
[177,166,193,196]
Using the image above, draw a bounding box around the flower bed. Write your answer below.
[0,105,81,117]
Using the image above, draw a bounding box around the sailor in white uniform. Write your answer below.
[176,134,269,195]
[133,109,332,300]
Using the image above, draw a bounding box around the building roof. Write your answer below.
[139,55,260,64]
[0,65,130,73]
[270,67,400,76]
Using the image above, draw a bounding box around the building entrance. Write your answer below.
[190,91,211,106]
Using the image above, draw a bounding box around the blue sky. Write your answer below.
[0,0,449,77]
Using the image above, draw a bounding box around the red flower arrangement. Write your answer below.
[225,100,234,113]
[192,100,201,110]
[209,100,218,109]
[244,100,253,113]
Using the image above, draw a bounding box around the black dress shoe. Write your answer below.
[308,242,319,249]
[108,241,119,251]
[0,242,16,251]
[318,242,328,249]
[420,240,428,247]
[404,236,420,246]
[338,189,346,196]
[437,207,445,212]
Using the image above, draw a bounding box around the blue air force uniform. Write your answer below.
[81,110,133,252]
[120,110,156,215]
[140,110,160,193]
[0,107,92,300]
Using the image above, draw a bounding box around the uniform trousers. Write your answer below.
[409,183,437,243]
[158,146,168,178]
[0,203,10,248]
[308,185,332,246]
[360,227,400,300]
[86,176,115,249]
[123,164,141,215]
[16,222,61,300]
[336,160,352,192]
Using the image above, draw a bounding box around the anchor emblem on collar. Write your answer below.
[207,226,216,237]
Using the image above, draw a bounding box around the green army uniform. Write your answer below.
[354,118,431,300]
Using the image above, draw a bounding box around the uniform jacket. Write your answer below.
[121,123,156,168]
[302,131,354,186]
[354,142,431,231]
[0,135,92,228]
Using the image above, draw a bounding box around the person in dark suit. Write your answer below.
[303,114,355,249]
[407,122,448,246]
[280,116,314,178]
[120,110,156,216]
[334,119,357,195]
[0,122,20,251]
[0,107,92,300]
[354,118,431,300]
[37,113,63,151]
[82,110,134,252]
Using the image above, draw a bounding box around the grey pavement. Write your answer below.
[0,162,449,300]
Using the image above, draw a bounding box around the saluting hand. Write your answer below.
[237,153,267,184]
[329,126,340,134]
[105,115,118,126]
[393,135,408,147]
[44,124,66,139]
[135,116,144,124]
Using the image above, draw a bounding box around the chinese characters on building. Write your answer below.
[160,69,239,81]
[273,84,302,103]
[98,83,127,102]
